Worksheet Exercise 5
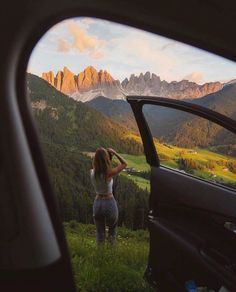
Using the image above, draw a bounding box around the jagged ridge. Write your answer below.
[42,66,223,102]
[42,66,124,101]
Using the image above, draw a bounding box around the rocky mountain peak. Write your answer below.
[121,72,223,99]
[42,66,123,101]
[82,66,98,78]
[144,71,151,81]
[63,66,72,74]
[42,67,225,102]
[42,71,55,86]
[98,70,114,83]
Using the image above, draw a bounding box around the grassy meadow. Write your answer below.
[121,139,236,188]
[155,142,236,186]
[64,221,153,292]
[122,174,150,191]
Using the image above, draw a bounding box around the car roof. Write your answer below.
[4,0,236,67]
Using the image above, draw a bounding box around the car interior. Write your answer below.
[1,0,236,291]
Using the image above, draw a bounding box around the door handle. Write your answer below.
[224,222,236,234]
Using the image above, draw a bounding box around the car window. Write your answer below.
[28,17,236,121]
[26,16,236,290]
[143,104,236,190]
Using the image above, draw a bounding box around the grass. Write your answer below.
[122,139,236,186]
[121,154,150,172]
[64,221,153,292]
[121,172,150,191]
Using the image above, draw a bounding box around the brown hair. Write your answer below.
[93,148,111,181]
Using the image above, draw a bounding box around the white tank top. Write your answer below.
[90,169,113,194]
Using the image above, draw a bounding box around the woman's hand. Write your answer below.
[107,148,116,155]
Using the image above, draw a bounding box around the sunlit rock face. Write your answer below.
[42,67,223,101]
[42,66,124,101]
[42,71,55,87]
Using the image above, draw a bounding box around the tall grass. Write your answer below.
[64,221,153,292]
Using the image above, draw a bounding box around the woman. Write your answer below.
[90,147,127,244]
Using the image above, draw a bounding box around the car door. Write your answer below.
[127,96,236,292]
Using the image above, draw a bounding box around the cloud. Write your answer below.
[57,20,105,59]
[89,51,105,60]
[106,30,178,81]
[184,72,203,83]
[58,38,71,52]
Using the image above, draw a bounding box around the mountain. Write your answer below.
[42,66,223,102]
[225,79,236,86]
[87,84,236,149]
[42,66,125,102]
[121,72,223,99]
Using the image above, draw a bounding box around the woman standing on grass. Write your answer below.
[90,147,127,245]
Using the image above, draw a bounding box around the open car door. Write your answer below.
[127,96,236,292]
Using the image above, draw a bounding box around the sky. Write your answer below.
[28,17,236,84]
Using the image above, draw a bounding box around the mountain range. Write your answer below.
[38,69,236,151]
[42,66,223,102]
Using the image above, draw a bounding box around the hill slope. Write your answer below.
[144,83,236,147]
[87,84,236,148]
[87,96,138,131]
[28,73,143,154]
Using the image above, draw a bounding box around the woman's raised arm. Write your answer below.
[107,148,127,177]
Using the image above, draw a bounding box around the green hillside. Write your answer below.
[87,96,138,131]
[28,73,143,154]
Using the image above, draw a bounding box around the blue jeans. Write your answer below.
[93,196,118,244]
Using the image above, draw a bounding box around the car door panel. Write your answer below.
[149,167,236,291]
[127,96,236,291]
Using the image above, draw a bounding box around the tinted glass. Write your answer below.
[143,104,236,190]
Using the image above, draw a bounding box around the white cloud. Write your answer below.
[89,51,105,60]
[184,72,203,84]
[56,20,105,60]
[58,38,71,52]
